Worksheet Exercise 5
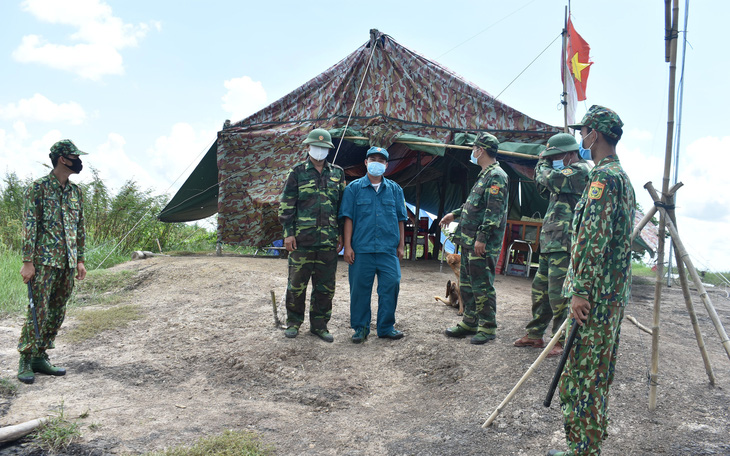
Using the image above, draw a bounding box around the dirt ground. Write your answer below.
[1,254,729,456]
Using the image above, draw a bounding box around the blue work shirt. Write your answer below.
[339,175,408,254]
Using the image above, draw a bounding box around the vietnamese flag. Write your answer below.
[566,18,592,101]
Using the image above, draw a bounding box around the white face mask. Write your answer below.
[308,145,329,161]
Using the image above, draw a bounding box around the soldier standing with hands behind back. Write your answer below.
[17,140,88,384]
[441,132,508,345]
[278,128,345,342]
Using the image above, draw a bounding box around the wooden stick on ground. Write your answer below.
[482,318,568,428]
[627,315,653,335]
[0,417,48,444]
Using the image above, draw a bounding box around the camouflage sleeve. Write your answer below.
[451,206,463,219]
[570,172,618,297]
[476,173,508,244]
[77,188,86,263]
[21,183,41,263]
[337,168,346,235]
[536,160,589,195]
[278,169,298,238]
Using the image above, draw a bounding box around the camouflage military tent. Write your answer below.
[158,29,657,256]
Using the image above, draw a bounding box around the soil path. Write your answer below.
[1,255,729,455]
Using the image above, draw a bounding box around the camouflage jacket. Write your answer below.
[563,155,635,306]
[22,172,86,269]
[278,159,345,250]
[535,159,591,253]
[452,162,509,256]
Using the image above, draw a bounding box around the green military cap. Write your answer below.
[473,132,499,153]
[49,139,88,158]
[366,146,389,160]
[542,132,580,158]
[302,128,335,149]
[568,105,624,140]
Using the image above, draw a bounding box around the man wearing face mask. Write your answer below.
[546,106,635,456]
[17,140,88,384]
[514,133,590,357]
[278,128,345,342]
[339,147,407,343]
[440,132,508,345]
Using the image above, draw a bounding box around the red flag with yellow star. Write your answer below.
[566,18,592,101]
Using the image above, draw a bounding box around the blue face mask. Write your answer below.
[470,150,481,165]
[579,131,596,161]
[367,161,386,176]
[552,159,565,170]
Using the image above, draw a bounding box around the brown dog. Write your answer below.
[434,253,464,315]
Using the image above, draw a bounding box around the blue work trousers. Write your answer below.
[348,252,401,336]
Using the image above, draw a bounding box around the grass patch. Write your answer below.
[144,430,274,456]
[0,377,19,396]
[64,304,144,343]
[31,402,82,453]
[0,249,27,316]
[70,268,137,308]
[632,261,655,278]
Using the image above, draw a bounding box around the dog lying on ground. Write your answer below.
[434,253,464,315]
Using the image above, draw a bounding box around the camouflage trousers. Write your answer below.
[18,264,74,355]
[285,249,337,330]
[459,249,497,334]
[558,303,624,456]
[525,251,570,340]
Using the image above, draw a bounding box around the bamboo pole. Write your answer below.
[645,183,730,363]
[338,136,540,160]
[630,182,682,243]
[649,0,680,411]
[665,190,715,384]
[482,318,568,428]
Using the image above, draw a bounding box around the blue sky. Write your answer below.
[1,0,729,272]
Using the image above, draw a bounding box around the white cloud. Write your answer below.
[0,94,86,125]
[145,122,217,195]
[624,127,653,142]
[14,0,156,80]
[676,136,730,223]
[0,124,62,181]
[221,76,268,122]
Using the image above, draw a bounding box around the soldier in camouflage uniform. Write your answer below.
[514,133,590,357]
[546,106,635,456]
[278,129,345,342]
[17,140,88,384]
[441,133,508,345]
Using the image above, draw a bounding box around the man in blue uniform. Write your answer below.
[339,147,408,343]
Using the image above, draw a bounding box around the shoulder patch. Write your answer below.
[561,168,575,176]
[588,181,605,200]
[489,185,500,195]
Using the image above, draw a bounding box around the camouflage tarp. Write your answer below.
[210,30,563,246]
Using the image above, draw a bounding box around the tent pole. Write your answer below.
[412,151,422,261]
[339,136,542,160]
[436,169,448,261]
[649,0,680,411]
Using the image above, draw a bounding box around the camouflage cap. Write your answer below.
[49,139,88,158]
[473,132,499,154]
[302,128,335,149]
[542,132,580,158]
[568,105,624,140]
[366,146,389,160]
